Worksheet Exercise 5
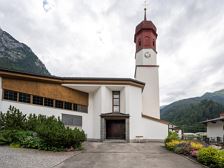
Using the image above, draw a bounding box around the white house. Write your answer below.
[202,113,224,142]
[0,10,169,142]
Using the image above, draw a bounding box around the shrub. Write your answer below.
[0,106,86,151]
[197,147,224,168]
[174,141,191,155]
[190,150,198,158]
[20,135,43,149]
[0,129,16,145]
[0,106,27,130]
[165,131,179,143]
[190,141,203,150]
[165,140,181,151]
[36,117,86,149]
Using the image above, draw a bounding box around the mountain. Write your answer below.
[0,28,50,75]
[202,89,224,106]
[161,89,224,133]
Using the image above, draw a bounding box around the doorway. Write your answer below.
[106,120,125,140]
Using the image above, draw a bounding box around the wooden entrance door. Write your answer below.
[106,120,125,139]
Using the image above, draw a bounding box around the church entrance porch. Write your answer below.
[100,113,129,142]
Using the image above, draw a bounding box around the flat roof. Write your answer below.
[0,68,145,89]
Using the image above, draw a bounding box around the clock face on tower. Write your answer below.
[144,52,151,58]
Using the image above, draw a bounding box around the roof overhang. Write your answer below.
[0,68,145,89]
[62,84,126,93]
[201,117,224,124]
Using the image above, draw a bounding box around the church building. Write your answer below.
[0,9,169,142]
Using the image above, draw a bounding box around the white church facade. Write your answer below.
[0,11,169,142]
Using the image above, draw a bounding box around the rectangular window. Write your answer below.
[77,104,88,113]
[55,100,63,109]
[64,102,72,110]
[44,98,54,107]
[112,91,120,112]
[19,92,30,103]
[3,90,18,101]
[62,114,82,127]
[73,104,78,111]
[32,96,43,105]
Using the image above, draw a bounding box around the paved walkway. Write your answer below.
[55,142,204,168]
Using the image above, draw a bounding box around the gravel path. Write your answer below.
[0,146,79,168]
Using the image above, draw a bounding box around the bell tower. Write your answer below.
[134,7,160,119]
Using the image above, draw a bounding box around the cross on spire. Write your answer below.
[144,0,148,20]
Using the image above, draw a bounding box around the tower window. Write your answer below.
[153,40,155,47]
[138,40,141,47]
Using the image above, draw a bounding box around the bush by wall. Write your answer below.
[0,106,86,151]
[165,131,179,144]
[197,147,224,168]
[164,133,224,168]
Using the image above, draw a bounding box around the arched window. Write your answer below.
[138,39,141,47]
[153,40,155,47]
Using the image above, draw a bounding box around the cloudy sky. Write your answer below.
[0,0,224,105]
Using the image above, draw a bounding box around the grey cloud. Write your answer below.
[1,0,224,105]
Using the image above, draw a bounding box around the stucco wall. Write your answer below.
[0,77,2,110]
[141,118,168,140]
[135,67,160,118]
[92,87,102,139]
[127,85,168,140]
[120,88,125,113]
[136,49,157,65]
[207,122,224,138]
[102,86,112,113]
[0,77,2,100]
[0,100,94,139]
[127,86,143,139]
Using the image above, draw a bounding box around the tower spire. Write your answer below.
[144,0,147,20]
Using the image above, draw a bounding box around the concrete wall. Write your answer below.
[120,88,125,113]
[207,121,224,138]
[0,77,2,110]
[0,100,94,139]
[136,67,160,118]
[127,86,143,139]
[92,87,102,139]
[140,118,168,140]
[127,85,168,140]
[135,49,157,65]
[101,86,112,114]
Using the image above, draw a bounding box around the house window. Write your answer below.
[55,100,63,109]
[112,91,120,112]
[32,96,43,105]
[62,114,82,127]
[19,93,30,103]
[4,90,18,101]
[44,98,54,107]
[64,102,72,110]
